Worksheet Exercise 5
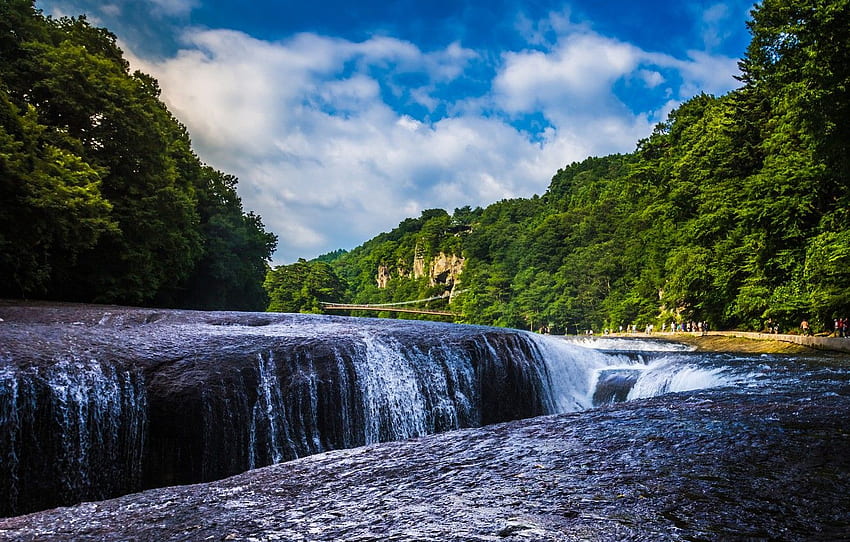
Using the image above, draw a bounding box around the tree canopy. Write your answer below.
[0,1,276,309]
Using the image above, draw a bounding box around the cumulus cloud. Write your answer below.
[494,32,640,116]
[126,16,741,263]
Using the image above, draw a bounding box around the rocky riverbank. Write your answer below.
[658,333,817,354]
[3,302,850,540]
[0,301,597,516]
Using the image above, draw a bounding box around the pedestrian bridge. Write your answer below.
[320,303,455,317]
[321,291,467,318]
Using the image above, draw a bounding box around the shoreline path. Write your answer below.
[609,330,850,354]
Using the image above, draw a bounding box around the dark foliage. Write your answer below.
[0,1,276,309]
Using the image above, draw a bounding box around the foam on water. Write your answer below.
[626,358,729,399]
[551,335,734,405]
[565,336,696,352]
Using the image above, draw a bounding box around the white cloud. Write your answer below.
[495,33,640,114]
[700,3,732,51]
[147,0,197,16]
[129,30,547,261]
[638,69,665,88]
[126,17,742,264]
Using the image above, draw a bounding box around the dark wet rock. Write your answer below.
[591,368,641,405]
[1,388,848,541]
[4,302,850,538]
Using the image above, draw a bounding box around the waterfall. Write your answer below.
[553,341,731,406]
[528,334,621,412]
[0,310,736,517]
[626,358,729,400]
[0,359,147,517]
[228,328,643,475]
[233,330,484,472]
[248,351,290,468]
[210,328,735,480]
[356,333,432,443]
[0,364,24,516]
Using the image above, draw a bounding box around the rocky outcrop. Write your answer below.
[413,250,426,279]
[376,265,391,288]
[375,251,464,289]
[429,252,464,287]
[2,389,848,541]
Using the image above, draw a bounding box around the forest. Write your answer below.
[266,0,850,333]
[0,0,277,310]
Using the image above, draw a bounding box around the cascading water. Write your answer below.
[248,351,289,468]
[626,358,729,400]
[219,327,730,479]
[558,336,734,405]
[0,307,745,518]
[0,358,147,517]
[529,334,623,412]
[356,333,433,443]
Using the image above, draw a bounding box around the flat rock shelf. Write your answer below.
[2,388,849,541]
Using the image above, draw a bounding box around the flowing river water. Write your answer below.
[1,305,849,540]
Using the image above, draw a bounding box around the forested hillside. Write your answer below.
[0,0,276,309]
[266,0,850,333]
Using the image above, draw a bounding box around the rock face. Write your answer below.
[5,302,848,538]
[429,252,464,287]
[1,388,848,541]
[375,251,464,288]
[375,265,391,288]
[0,302,606,517]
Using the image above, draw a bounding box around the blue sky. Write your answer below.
[37,0,756,264]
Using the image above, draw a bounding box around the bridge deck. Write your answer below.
[321,303,455,317]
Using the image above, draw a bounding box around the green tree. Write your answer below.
[158,167,277,310]
[0,3,276,308]
[0,91,114,297]
[265,259,347,314]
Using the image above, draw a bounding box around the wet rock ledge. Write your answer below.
[2,388,849,541]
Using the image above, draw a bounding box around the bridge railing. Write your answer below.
[320,303,456,317]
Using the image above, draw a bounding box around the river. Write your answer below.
[1,304,849,540]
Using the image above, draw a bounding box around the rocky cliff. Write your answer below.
[375,251,464,289]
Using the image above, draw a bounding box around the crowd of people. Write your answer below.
[800,317,848,337]
[588,317,849,338]
[601,321,709,335]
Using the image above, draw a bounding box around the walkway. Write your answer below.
[624,330,850,354]
[702,330,850,354]
[320,303,455,317]
[321,291,466,318]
